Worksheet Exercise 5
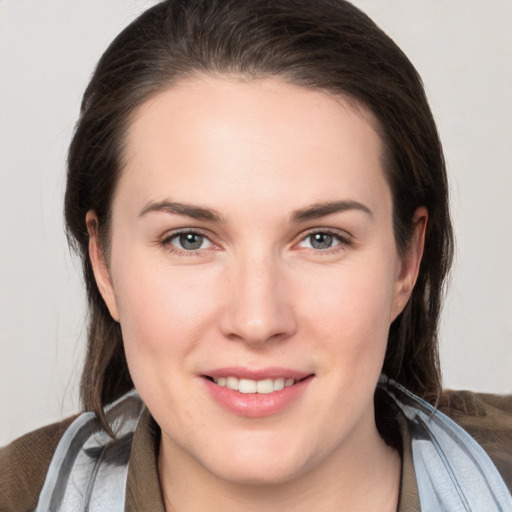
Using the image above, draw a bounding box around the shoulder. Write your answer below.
[0,416,76,512]
[439,389,512,491]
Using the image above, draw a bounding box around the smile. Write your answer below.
[203,370,313,417]
[212,376,296,394]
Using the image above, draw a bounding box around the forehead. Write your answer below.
[118,76,390,217]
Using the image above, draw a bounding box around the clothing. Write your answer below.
[1,381,511,512]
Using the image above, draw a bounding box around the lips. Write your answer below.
[201,367,313,417]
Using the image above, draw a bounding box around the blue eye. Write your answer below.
[169,232,213,251]
[299,232,343,250]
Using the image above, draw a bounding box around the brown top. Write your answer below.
[1,390,511,512]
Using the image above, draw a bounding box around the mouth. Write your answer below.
[204,375,309,394]
[201,369,314,417]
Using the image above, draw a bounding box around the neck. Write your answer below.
[158,409,401,512]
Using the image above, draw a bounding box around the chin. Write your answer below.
[197,434,318,486]
[208,458,307,487]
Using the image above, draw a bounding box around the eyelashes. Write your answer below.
[296,229,352,253]
[159,228,352,257]
[167,231,213,251]
[160,229,217,256]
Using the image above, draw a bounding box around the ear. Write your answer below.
[86,210,120,322]
[390,206,428,322]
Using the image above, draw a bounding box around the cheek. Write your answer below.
[294,256,397,384]
[111,255,221,379]
[299,260,396,335]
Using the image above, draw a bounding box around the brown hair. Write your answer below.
[65,0,453,427]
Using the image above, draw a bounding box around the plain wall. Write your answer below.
[1,0,511,445]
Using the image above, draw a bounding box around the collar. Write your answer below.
[36,382,511,511]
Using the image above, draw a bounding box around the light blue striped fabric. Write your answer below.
[36,381,511,511]
[381,377,512,511]
[35,391,144,512]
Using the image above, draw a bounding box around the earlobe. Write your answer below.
[86,210,120,322]
[391,207,428,321]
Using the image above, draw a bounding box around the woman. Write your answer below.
[1,1,510,510]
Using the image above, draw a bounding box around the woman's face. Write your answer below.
[89,76,424,485]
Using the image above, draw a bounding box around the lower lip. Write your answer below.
[202,377,313,417]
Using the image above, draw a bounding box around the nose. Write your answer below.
[219,252,297,347]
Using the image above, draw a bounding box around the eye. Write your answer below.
[166,231,214,252]
[297,231,347,251]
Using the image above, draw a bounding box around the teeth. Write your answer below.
[226,376,239,391]
[239,379,257,393]
[273,378,285,391]
[213,376,296,393]
[256,379,273,394]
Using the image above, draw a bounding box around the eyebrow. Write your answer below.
[291,200,373,223]
[139,199,372,224]
[139,200,224,223]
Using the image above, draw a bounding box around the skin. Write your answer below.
[87,76,426,511]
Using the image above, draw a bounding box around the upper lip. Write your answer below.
[203,367,312,381]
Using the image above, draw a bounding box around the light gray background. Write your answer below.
[1,0,511,445]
